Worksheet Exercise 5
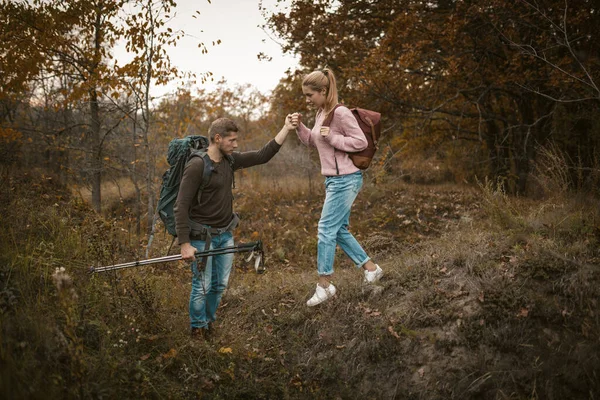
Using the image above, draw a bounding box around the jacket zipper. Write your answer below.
[334,153,339,175]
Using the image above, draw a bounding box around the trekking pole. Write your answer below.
[89,241,264,274]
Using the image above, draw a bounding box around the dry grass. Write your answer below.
[73,176,140,206]
[1,168,598,399]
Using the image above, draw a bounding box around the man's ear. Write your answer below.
[214,133,221,143]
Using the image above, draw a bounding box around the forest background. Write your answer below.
[0,0,599,399]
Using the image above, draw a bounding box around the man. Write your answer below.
[174,116,295,339]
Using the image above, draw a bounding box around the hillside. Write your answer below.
[0,169,598,399]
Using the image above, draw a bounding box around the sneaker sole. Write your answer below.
[306,294,335,307]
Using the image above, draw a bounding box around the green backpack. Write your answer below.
[156,135,234,237]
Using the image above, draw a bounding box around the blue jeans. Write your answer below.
[317,171,370,276]
[189,231,234,329]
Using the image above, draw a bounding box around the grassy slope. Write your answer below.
[0,170,598,399]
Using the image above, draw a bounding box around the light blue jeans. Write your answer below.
[317,171,370,276]
[189,231,234,329]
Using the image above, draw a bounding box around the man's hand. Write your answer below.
[181,242,197,262]
[284,113,298,130]
[276,113,301,144]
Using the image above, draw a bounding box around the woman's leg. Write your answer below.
[316,172,365,278]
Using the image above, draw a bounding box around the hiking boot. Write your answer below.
[306,283,336,307]
[205,323,214,340]
[191,327,207,340]
[364,264,384,283]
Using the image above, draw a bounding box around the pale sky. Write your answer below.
[146,0,298,98]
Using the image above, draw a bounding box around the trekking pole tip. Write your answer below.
[254,252,265,274]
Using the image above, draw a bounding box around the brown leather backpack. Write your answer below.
[321,104,381,169]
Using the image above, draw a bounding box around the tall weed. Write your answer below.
[477,176,526,230]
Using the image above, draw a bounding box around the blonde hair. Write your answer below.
[302,68,339,115]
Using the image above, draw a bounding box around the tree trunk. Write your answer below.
[90,89,102,213]
[89,3,104,213]
[144,0,156,235]
[132,100,142,236]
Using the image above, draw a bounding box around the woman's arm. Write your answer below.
[292,112,313,147]
[323,107,367,152]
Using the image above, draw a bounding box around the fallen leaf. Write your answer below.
[289,374,302,387]
[162,348,177,359]
[219,347,233,354]
[517,307,529,318]
[201,378,215,391]
[388,326,400,339]
[418,367,425,378]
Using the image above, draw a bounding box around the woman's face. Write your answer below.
[302,86,327,109]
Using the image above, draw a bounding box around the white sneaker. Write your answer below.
[364,265,384,283]
[306,283,337,307]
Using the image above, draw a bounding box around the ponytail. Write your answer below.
[322,69,338,114]
[302,68,339,116]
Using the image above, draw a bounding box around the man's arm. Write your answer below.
[174,157,205,253]
[233,115,296,169]
[274,114,296,144]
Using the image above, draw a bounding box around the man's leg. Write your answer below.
[189,238,213,330]
[205,231,234,324]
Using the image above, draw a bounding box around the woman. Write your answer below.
[291,68,383,307]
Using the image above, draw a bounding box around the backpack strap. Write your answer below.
[320,104,342,127]
[224,154,235,189]
[189,150,235,190]
[187,150,214,191]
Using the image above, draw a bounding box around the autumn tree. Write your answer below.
[0,0,128,211]
[0,0,205,217]
[264,0,599,193]
[119,0,192,234]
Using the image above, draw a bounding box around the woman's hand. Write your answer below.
[290,113,302,129]
[285,113,301,130]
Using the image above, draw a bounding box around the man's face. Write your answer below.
[216,131,238,155]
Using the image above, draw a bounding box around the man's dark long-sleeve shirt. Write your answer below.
[174,139,281,244]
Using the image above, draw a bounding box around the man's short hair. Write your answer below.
[209,118,239,142]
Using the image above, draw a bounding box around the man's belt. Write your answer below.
[188,214,240,269]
